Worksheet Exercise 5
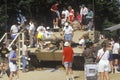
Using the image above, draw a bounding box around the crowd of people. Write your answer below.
[0,2,120,80]
[50,2,94,31]
[9,2,94,50]
[82,37,120,80]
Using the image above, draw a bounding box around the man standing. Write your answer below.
[82,42,95,64]
[22,41,28,72]
[29,19,36,47]
[10,22,19,40]
[63,22,74,43]
[112,38,120,73]
[0,43,9,72]
[62,42,74,80]
[50,2,60,29]
[9,45,19,80]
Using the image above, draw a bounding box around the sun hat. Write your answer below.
[64,41,70,46]
[65,22,69,26]
[46,27,50,30]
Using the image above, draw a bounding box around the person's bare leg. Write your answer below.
[15,70,19,80]
[9,71,13,80]
[69,68,74,80]
[114,59,118,73]
[65,67,69,80]
[55,18,59,28]
[99,72,104,80]
[53,19,56,28]
[104,71,110,80]
[110,61,114,73]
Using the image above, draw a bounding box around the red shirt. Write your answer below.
[69,9,74,22]
[51,4,58,11]
[63,46,74,62]
[76,15,82,21]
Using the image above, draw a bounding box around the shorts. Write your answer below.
[112,54,120,60]
[9,62,18,72]
[52,12,58,20]
[11,34,17,40]
[63,62,72,68]
[109,54,113,61]
[37,33,43,39]
[64,34,72,41]
[98,60,110,72]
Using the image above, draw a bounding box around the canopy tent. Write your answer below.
[104,24,120,32]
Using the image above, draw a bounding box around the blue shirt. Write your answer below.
[9,50,16,64]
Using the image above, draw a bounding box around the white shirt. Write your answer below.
[11,25,18,34]
[63,26,73,34]
[37,26,46,36]
[97,48,110,60]
[37,26,46,33]
[29,23,35,35]
[22,44,27,55]
[112,42,120,54]
[79,38,84,45]
[62,10,69,19]
[80,7,88,17]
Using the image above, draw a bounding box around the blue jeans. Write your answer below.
[64,34,72,41]
[22,55,27,72]
[11,34,17,40]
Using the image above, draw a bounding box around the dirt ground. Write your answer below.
[1,68,120,80]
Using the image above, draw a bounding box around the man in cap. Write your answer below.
[62,42,74,80]
[63,22,74,43]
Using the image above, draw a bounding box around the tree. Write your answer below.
[94,0,120,30]
[0,0,120,32]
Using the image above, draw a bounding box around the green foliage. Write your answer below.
[47,0,55,3]
[103,19,115,28]
[0,0,120,30]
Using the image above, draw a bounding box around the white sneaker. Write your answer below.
[56,26,59,29]
[54,26,59,29]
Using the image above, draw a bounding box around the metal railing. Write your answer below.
[7,33,20,50]
[0,33,7,43]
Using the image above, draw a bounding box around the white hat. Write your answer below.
[64,42,70,46]
[65,22,69,26]
[46,27,50,30]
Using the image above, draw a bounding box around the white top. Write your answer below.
[22,44,27,55]
[29,23,35,35]
[37,26,46,33]
[80,7,88,17]
[112,42,120,54]
[37,26,46,37]
[62,10,69,19]
[10,25,18,34]
[63,25,73,34]
[97,48,110,60]
[79,38,85,45]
